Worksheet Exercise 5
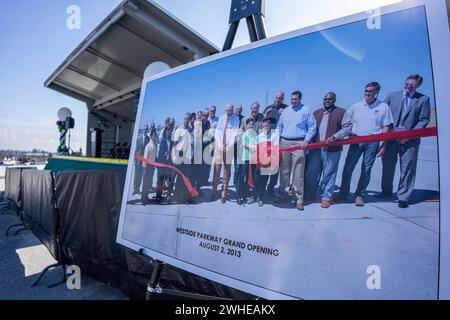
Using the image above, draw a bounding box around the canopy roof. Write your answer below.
[45,0,219,110]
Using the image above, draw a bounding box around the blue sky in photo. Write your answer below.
[140,5,433,129]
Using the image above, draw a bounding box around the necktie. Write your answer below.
[223,118,230,147]
[397,94,409,128]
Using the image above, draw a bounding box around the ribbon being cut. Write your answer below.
[136,127,437,197]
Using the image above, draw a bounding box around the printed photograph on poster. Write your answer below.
[117,0,448,299]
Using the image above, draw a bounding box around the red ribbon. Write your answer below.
[135,152,199,197]
[281,127,437,152]
[135,127,437,197]
[247,127,437,187]
[248,163,255,189]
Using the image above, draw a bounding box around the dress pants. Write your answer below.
[381,139,419,202]
[279,139,306,203]
[236,161,256,199]
[174,163,193,203]
[256,170,273,200]
[134,162,143,192]
[156,167,174,201]
[304,149,321,200]
[141,165,155,201]
[340,142,379,198]
[319,149,341,201]
[212,148,233,199]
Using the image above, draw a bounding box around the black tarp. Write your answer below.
[22,170,58,259]
[5,168,23,208]
[55,170,253,299]
[4,167,37,209]
[4,167,11,201]
[55,170,127,288]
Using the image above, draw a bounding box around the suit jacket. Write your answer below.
[240,113,265,132]
[157,135,173,164]
[384,90,430,130]
[215,113,240,148]
[384,90,430,144]
[135,133,150,164]
[312,106,346,152]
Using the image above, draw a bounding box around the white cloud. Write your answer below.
[0,116,85,152]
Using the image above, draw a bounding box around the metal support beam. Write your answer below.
[95,92,135,110]
[47,84,95,106]
[53,79,102,101]
[93,83,141,108]
[122,1,215,60]
[45,9,125,87]
[223,21,240,51]
[67,65,122,91]
[223,3,267,51]
[86,47,143,78]
[116,21,185,65]
[253,13,267,40]
[91,108,134,124]
[246,16,258,42]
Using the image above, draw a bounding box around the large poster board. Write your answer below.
[117,0,450,299]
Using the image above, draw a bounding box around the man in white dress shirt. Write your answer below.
[211,103,240,203]
[333,82,393,207]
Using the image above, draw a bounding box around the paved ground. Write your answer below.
[0,192,127,300]
[0,136,439,299]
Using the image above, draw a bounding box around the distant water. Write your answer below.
[0,165,45,192]
[0,166,5,192]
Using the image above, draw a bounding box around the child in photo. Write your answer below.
[236,118,257,205]
[141,129,159,205]
[255,118,279,206]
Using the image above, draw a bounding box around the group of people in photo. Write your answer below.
[130,74,431,211]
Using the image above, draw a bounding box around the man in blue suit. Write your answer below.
[134,124,149,195]
[379,74,431,208]
[155,126,174,203]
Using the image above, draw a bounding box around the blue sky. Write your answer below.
[0,0,120,152]
[140,5,434,128]
[0,0,405,152]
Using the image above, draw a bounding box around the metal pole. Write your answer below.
[146,260,164,300]
[58,128,67,154]
[246,16,258,42]
[222,21,240,51]
[253,13,267,40]
[68,129,71,154]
